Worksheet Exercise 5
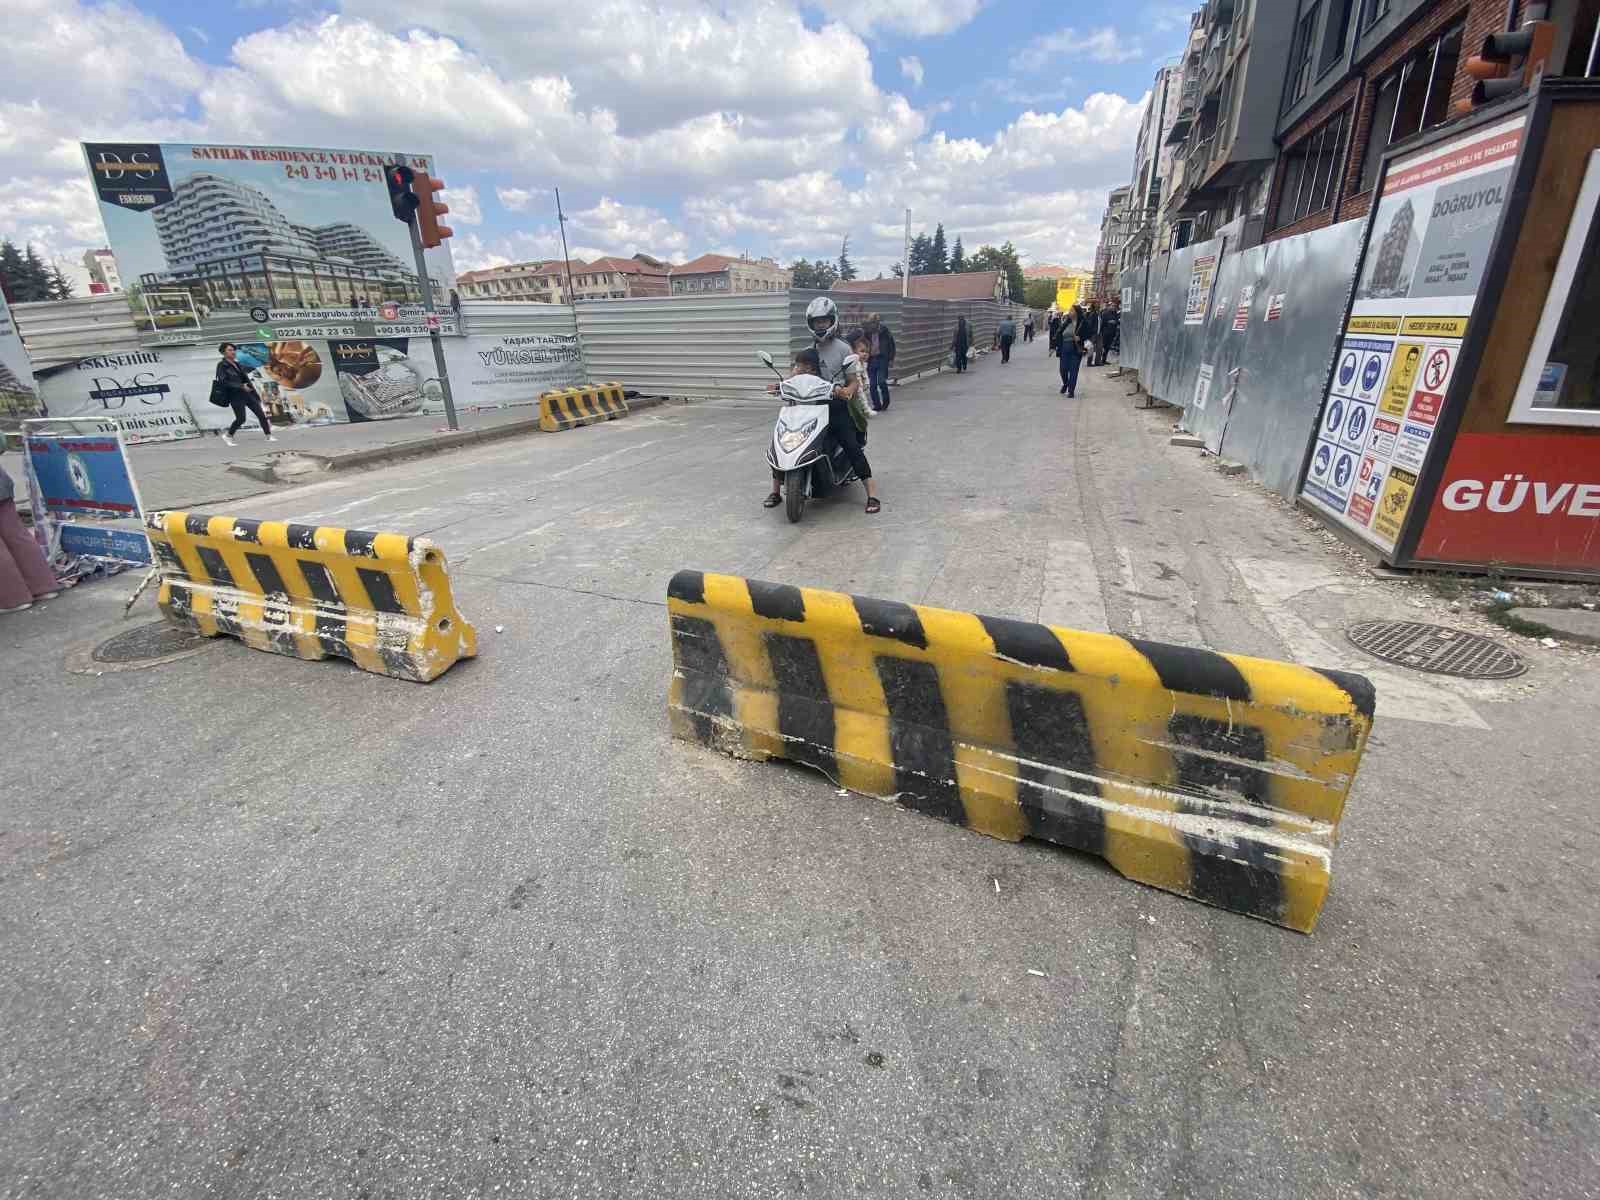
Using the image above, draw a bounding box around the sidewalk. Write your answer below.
[121,405,545,511]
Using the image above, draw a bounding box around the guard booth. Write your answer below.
[1299,79,1600,582]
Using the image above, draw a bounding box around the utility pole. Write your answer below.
[404,216,459,432]
[902,208,911,299]
[556,188,577,304]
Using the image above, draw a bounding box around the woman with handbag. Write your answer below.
[213,342,275,446]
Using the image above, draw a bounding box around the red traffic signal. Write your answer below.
[413,171,453,249]
[385,163,419,223]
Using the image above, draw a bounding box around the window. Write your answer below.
[1272,108,1349,229]
[1357,24,1461,195]
[1360,0,1390,30]
[1290,4,1321,104]
[1320,0,1354,75]
[1510,150,1600,427]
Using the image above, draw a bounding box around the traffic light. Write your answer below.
[413,171,453,249]
[386,163,418,223]
[1460,18,1556,111]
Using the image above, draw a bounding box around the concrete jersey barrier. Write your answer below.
[146,510,477,682]
[666,570,1375,933]
[539,383,628,432]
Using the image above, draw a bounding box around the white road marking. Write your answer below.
[1232,557,1490,730]
[545,440,664,481]
[1116,546,1145,635]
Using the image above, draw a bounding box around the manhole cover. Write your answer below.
[88,622,211,666]
[1346,620,1526,679]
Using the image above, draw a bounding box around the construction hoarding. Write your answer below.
[81,141,458,348]
[1299,113,1526,556]
[0,291,40,420]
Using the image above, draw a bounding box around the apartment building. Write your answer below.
[81,248,122,293]
[1123,49,1196,269]
[1162,0,1299,247]
[456,253,671,303]
[668,254,791,295]
[1266,0,1600,242]
[1092,185,1134,301]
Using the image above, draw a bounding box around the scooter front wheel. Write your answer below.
[784,468,807,524]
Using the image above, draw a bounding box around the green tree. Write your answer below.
[928,224,949,274]
[1,243,54,303]
[907,232,932,276]
[789,258,839,290]
[966,242,1026,305]
[837,235,857,282]
[949,236,966,274]
[1024,278,1057,309]
[48,263,74,300]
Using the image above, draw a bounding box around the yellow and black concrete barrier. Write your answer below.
[666,571,1376,933]
[145,511,477,682]
[539,383,628,432]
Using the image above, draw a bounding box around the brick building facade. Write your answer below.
[1266,0,1600,243]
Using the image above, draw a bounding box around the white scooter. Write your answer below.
[760,350,862,524]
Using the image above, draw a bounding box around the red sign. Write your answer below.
[1415,432,1600,573]
[1407,391,1444,425]
[1383,125,1523,197]
[1422,347,1451,391]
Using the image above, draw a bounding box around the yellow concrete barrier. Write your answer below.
[539,383,627,432]
[666,571,1375,933]
[145,510,477,682]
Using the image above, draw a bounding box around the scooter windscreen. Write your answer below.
[778,373,833,404]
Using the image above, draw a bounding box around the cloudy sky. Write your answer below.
[2,0,1196,289]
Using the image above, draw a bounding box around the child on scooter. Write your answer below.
[763,347,880,513]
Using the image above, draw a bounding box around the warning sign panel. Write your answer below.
[1372,467,1418,543]
[1382,342,1424,416]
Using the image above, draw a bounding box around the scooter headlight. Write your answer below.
[777,417,818,453]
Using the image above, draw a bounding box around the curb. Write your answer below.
[226,395,674,484]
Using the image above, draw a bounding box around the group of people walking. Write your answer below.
[1048,299,1120,398]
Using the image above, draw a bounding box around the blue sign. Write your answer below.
[1334,452,1354,490]
[1313,444,1332,477]
[1347,404,1370,443]
[1325,397,1345,434]
[25,434,138,518]
[1361,355,1384,391]
[59,524,151,564]
[1338,353,1357,387]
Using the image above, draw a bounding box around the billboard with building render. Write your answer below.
[81,142,459,348]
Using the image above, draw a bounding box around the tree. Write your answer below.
[48,264,74,301]
[837,235,857,282]
[789,258,839,290]
[928,224,949,274]
[966,242,1026,306]
[907,233,932,277]
[950,236,966,274]
[890,262,904,278]
[1024,279,1057,310]
[0,242,55,303]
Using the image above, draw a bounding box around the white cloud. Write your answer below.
[445,184,483,225]
[899,56,925,88]
[496,186,549,212]
[1012,27,1145,71]
[813,0,983,36]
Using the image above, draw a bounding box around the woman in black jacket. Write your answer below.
[216,342,275,446]
[950,316,970,373]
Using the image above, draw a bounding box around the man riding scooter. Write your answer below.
[764,296,880,514]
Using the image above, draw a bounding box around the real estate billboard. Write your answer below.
[81,141,459,348]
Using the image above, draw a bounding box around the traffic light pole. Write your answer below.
[406,217,460,432]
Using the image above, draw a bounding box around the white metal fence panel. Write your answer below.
[576,294,789,401]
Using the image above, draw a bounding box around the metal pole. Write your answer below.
[556,187,577,303]
[406,216,459,431]
[902,209,911,298]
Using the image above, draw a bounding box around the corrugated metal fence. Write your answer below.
[574,294,791,402]
[1117,220,1362,497]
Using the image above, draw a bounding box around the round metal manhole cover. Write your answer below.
[67,621,219,676]
[1346,620,1526,679]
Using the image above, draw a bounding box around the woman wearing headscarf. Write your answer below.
[950,315,970,373]
[0,453,60,613]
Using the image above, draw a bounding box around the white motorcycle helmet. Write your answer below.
[805,296,838,343]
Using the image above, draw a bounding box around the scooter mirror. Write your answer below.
[759,351,775,367]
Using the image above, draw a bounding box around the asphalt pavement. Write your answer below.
[2,343,1596,1199]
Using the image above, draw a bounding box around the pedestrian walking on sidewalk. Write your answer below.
[998,315,1017,364]
[1058,304,1087,397]
[950,316,970,373]
[0,456,60,614]
[1047,311,1062,357]
[863,314,896,412]
[1024,315,1036,343]
[215,342,276,446]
